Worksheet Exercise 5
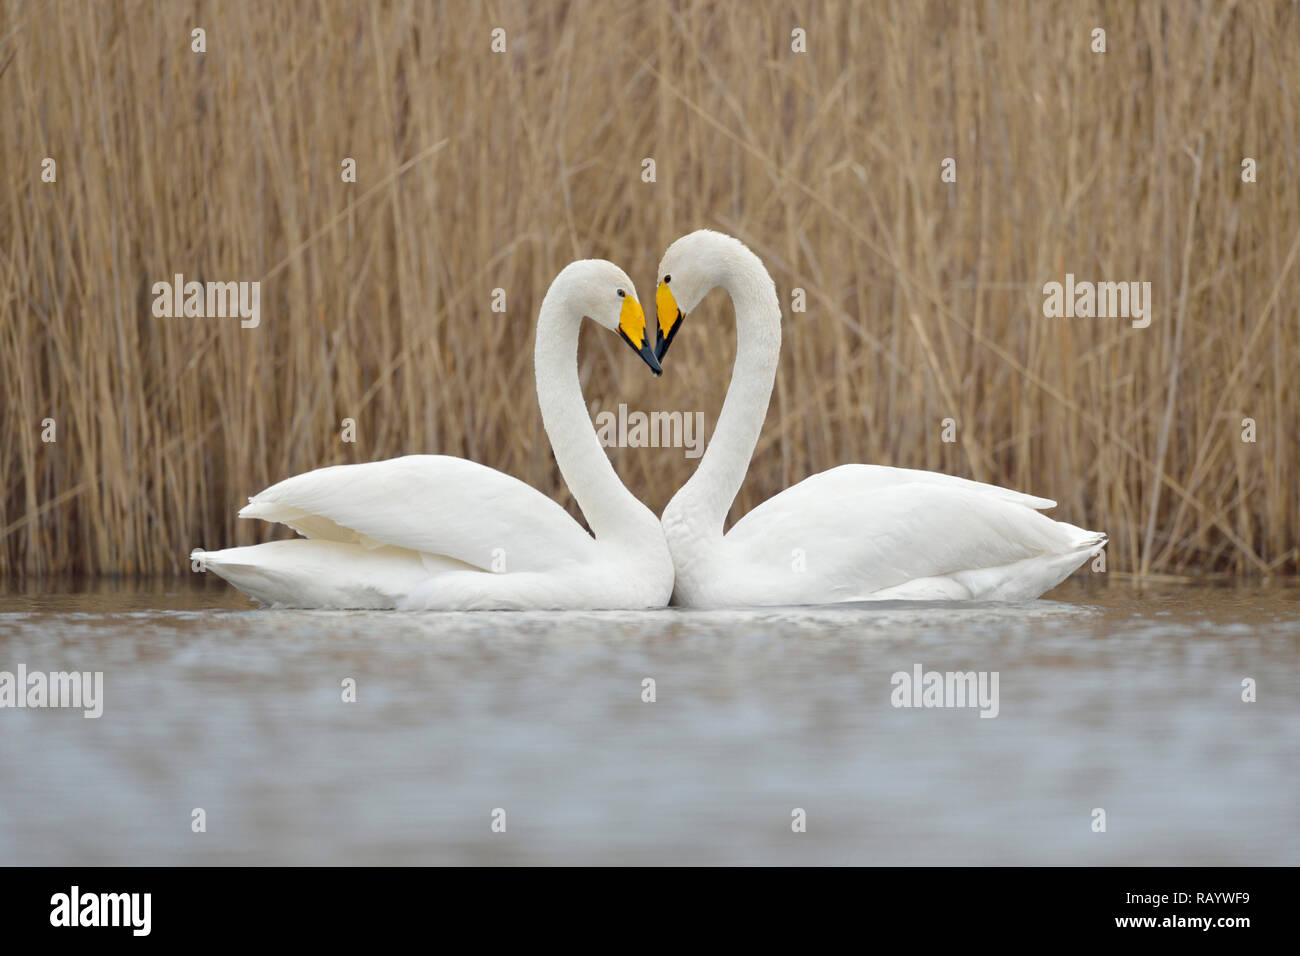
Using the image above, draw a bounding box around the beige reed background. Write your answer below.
[1,0,1297,578]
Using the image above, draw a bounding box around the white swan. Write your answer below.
[193,260,673,610]
[651,230,1106,606]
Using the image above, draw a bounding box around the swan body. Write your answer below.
[194,260,673,610]
[652,230,1106,607]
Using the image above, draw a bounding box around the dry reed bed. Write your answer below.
[1,0,1297,578]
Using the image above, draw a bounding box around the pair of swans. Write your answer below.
[194,231,1104,609]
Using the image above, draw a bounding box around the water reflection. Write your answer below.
[1,579,1296,864]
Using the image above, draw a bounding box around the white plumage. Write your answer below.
[653,231,1106,607]
[193,260,672,610]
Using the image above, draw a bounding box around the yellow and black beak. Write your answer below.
[655,281,684,363]
[617,296,662,375]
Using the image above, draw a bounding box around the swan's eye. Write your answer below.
[663,275,671,284]
[617,289,625,298]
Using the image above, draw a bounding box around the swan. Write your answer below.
[651,230,1106,606]
[192,260,674,610]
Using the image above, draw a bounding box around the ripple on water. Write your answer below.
[0,579,1297,864]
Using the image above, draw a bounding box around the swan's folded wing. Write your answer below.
[739,464,1057,514]
[725,465,1099,597]
[238,455,598,572]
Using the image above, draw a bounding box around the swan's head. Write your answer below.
[653,229,758,362]
[558,259,661,375]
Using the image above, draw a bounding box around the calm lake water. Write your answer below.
[0,578,1296,865]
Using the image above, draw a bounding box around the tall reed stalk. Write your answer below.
[1,0,1296,579]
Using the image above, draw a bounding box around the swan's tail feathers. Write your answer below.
[1085,531,1108,556]
[939,524,1107,602]
[191,539,438,608]
[1054,521,1108,554]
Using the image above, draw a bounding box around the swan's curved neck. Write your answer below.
[534,289,657,544]
[670,249,781,535]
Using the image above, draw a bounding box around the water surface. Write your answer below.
[1,579,1296,865]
